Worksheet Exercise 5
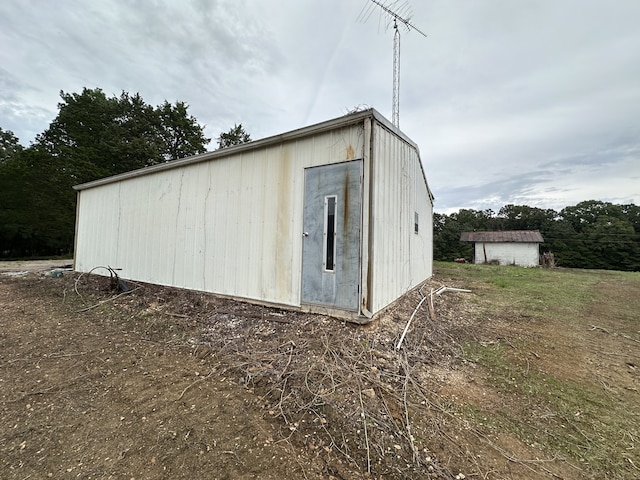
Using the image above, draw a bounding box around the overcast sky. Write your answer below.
[2,0,639,213]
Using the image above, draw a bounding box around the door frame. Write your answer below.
[300,160,363,312]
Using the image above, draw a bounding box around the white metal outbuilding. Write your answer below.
[460,230,544,267]
[73,109,434,321]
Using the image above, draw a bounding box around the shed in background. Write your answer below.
[73,109,434,321]
[460,230,544,267]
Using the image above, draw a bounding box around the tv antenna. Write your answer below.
[359,0,427,128]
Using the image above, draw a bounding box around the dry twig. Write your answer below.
[176,368,217,401]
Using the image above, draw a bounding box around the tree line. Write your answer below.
[434,202,640,271]
[0,87,250,258]
[2,88,638,272]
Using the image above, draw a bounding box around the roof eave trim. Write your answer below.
[74,108,396,191]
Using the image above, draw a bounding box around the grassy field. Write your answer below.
[433,261,640,478]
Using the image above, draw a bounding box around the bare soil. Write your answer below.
[1,262,638,479]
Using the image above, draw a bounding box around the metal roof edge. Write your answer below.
[367,111,434,203]
[460,230,544,243]
[369,109,420,150]
[73,109,388,191]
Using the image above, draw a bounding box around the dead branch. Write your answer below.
[278,341,296,380]
[400,353,420,464]
[176,368,217,401]
[396,295,428,350]
[45,351,88,359]
[6,373,92,403]
[357,385,371,474]
[163,312,189,318]
[76,288,140,313]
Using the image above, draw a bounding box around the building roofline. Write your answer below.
[460,230,545,243]
[73,108,420,191]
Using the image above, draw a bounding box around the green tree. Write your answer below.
[0,87,210,258]
[36,88,122,182]
[0,154,25,255]
[554,200,640,270]
[619,203,640,234]
[560,200,624,233]
[0,147,75,256]
[543,219,581,268]
[155,100,210,162]
[433,201,640,271]
[497,204,557,232]
[0,128,24,164]
[36,88,211,181]
[216,123,251,149]
[0,130,27,255]
[114,91,163,172]
[581,216,637,271]
[433,212,472,261]
[432,209,494,261]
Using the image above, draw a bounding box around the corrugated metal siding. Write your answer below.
[368,122,433,313]
[75,125,365,307]
[473,242,540,267]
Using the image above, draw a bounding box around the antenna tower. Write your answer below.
[360,0,427,128]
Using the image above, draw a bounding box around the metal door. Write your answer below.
[301,160,362,311]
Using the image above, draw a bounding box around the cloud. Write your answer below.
[1,0,639,212]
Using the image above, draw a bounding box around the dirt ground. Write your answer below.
[1,262,638,479]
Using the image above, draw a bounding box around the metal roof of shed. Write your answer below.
[460,230,544,243]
